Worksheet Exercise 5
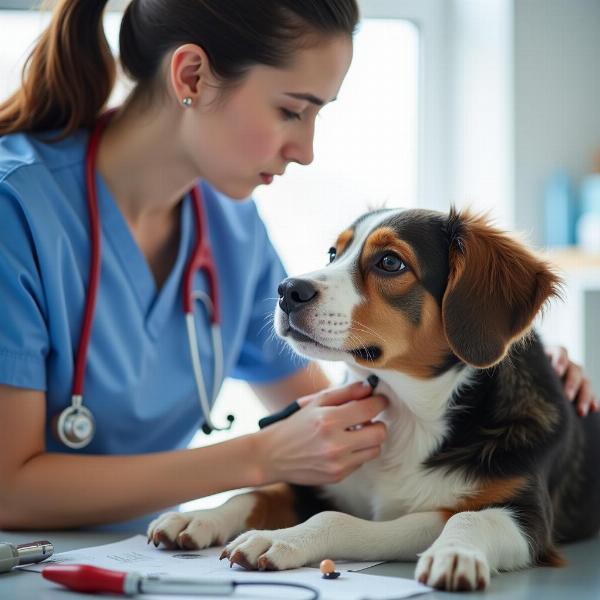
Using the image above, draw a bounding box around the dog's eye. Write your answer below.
[328,247,337,264]
[377,253,406,273]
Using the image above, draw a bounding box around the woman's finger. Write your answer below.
[563,362,584,402]
[342,420,387,452]
[314,380,375,407]
[546,345,569,377]
[332,395,389,429]
[574,379,594,416]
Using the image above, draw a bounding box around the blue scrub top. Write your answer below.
[0,130,307,529]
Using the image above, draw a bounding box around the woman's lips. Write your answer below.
[260,173,274,185]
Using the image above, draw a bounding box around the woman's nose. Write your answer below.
[282,123,315,166]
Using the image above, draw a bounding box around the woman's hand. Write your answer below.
[546,346,598,416]
[256,380,388,486]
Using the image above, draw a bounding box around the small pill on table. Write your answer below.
[320,559,340,579]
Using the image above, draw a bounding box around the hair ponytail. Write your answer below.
[0,0,115,138]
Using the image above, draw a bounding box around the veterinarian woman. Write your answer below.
[0,1,595,533]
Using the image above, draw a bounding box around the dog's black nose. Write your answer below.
[278,278,318,314]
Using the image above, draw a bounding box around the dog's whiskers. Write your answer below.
[352,319,387,344]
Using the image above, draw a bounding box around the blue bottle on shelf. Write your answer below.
[577,174,600,252]
[543,171,578,247]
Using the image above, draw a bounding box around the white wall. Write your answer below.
[514,0,600,245]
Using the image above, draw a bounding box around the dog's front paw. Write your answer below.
[147,509,232,550]
[220,530,309,571]
[415,544,490,591]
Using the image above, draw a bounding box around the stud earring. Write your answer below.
[182,96,193,108]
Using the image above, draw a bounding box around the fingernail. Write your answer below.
[566,387,575,400]
[367,374,379,389]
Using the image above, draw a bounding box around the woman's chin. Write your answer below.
[203,177,255,201]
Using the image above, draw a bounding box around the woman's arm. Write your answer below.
[0,378,387,530]
[0,384,267,530]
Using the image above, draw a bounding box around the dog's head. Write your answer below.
[275,208,561,378]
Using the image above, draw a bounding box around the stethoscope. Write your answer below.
[53,111,234,449]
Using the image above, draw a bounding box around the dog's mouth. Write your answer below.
[348,345,383,361]
[286,325,382,362]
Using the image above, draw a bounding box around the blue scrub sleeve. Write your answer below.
[0,184,49,390]
[231,220,308,383]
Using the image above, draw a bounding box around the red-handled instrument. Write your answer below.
[42,564,235,596]
[42,563,320,598]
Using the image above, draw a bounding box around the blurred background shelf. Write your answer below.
[539,248,600,396]
[545,248,600,272]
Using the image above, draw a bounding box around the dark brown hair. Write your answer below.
[0,0,359,138]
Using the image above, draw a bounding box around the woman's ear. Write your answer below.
[442,208,562,368]
[169,43,214,105]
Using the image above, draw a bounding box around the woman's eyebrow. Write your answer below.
[285,92,334,106]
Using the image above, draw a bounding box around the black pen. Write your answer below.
[258,400,301,428]
[257,375,379,429]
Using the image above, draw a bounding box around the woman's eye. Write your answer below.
[280,108,301,121]
[328,247,337,264]
[377,253,406,273]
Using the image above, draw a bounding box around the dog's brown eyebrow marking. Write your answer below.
[335,229,354,255]
[363,227,421,278]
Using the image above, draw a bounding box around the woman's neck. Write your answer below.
[96,103,197,224]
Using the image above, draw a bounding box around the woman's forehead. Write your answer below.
[245,36,353,101]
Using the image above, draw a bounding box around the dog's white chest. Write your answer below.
[322,368,476,520]
[323,419,469,520]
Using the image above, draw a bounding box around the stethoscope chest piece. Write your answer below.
[54,399,96,449]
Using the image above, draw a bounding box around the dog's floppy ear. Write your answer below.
[442,208,562,368]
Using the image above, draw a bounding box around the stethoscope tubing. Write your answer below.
[72,111,107,399]
[185,292,224,434]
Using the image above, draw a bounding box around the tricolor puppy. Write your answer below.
[149,208,600,591]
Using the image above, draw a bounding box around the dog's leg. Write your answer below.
[415,507,531,591]
[222,510,446,571]
[147,483,300,549]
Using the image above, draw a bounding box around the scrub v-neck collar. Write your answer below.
[95,173,193,340]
